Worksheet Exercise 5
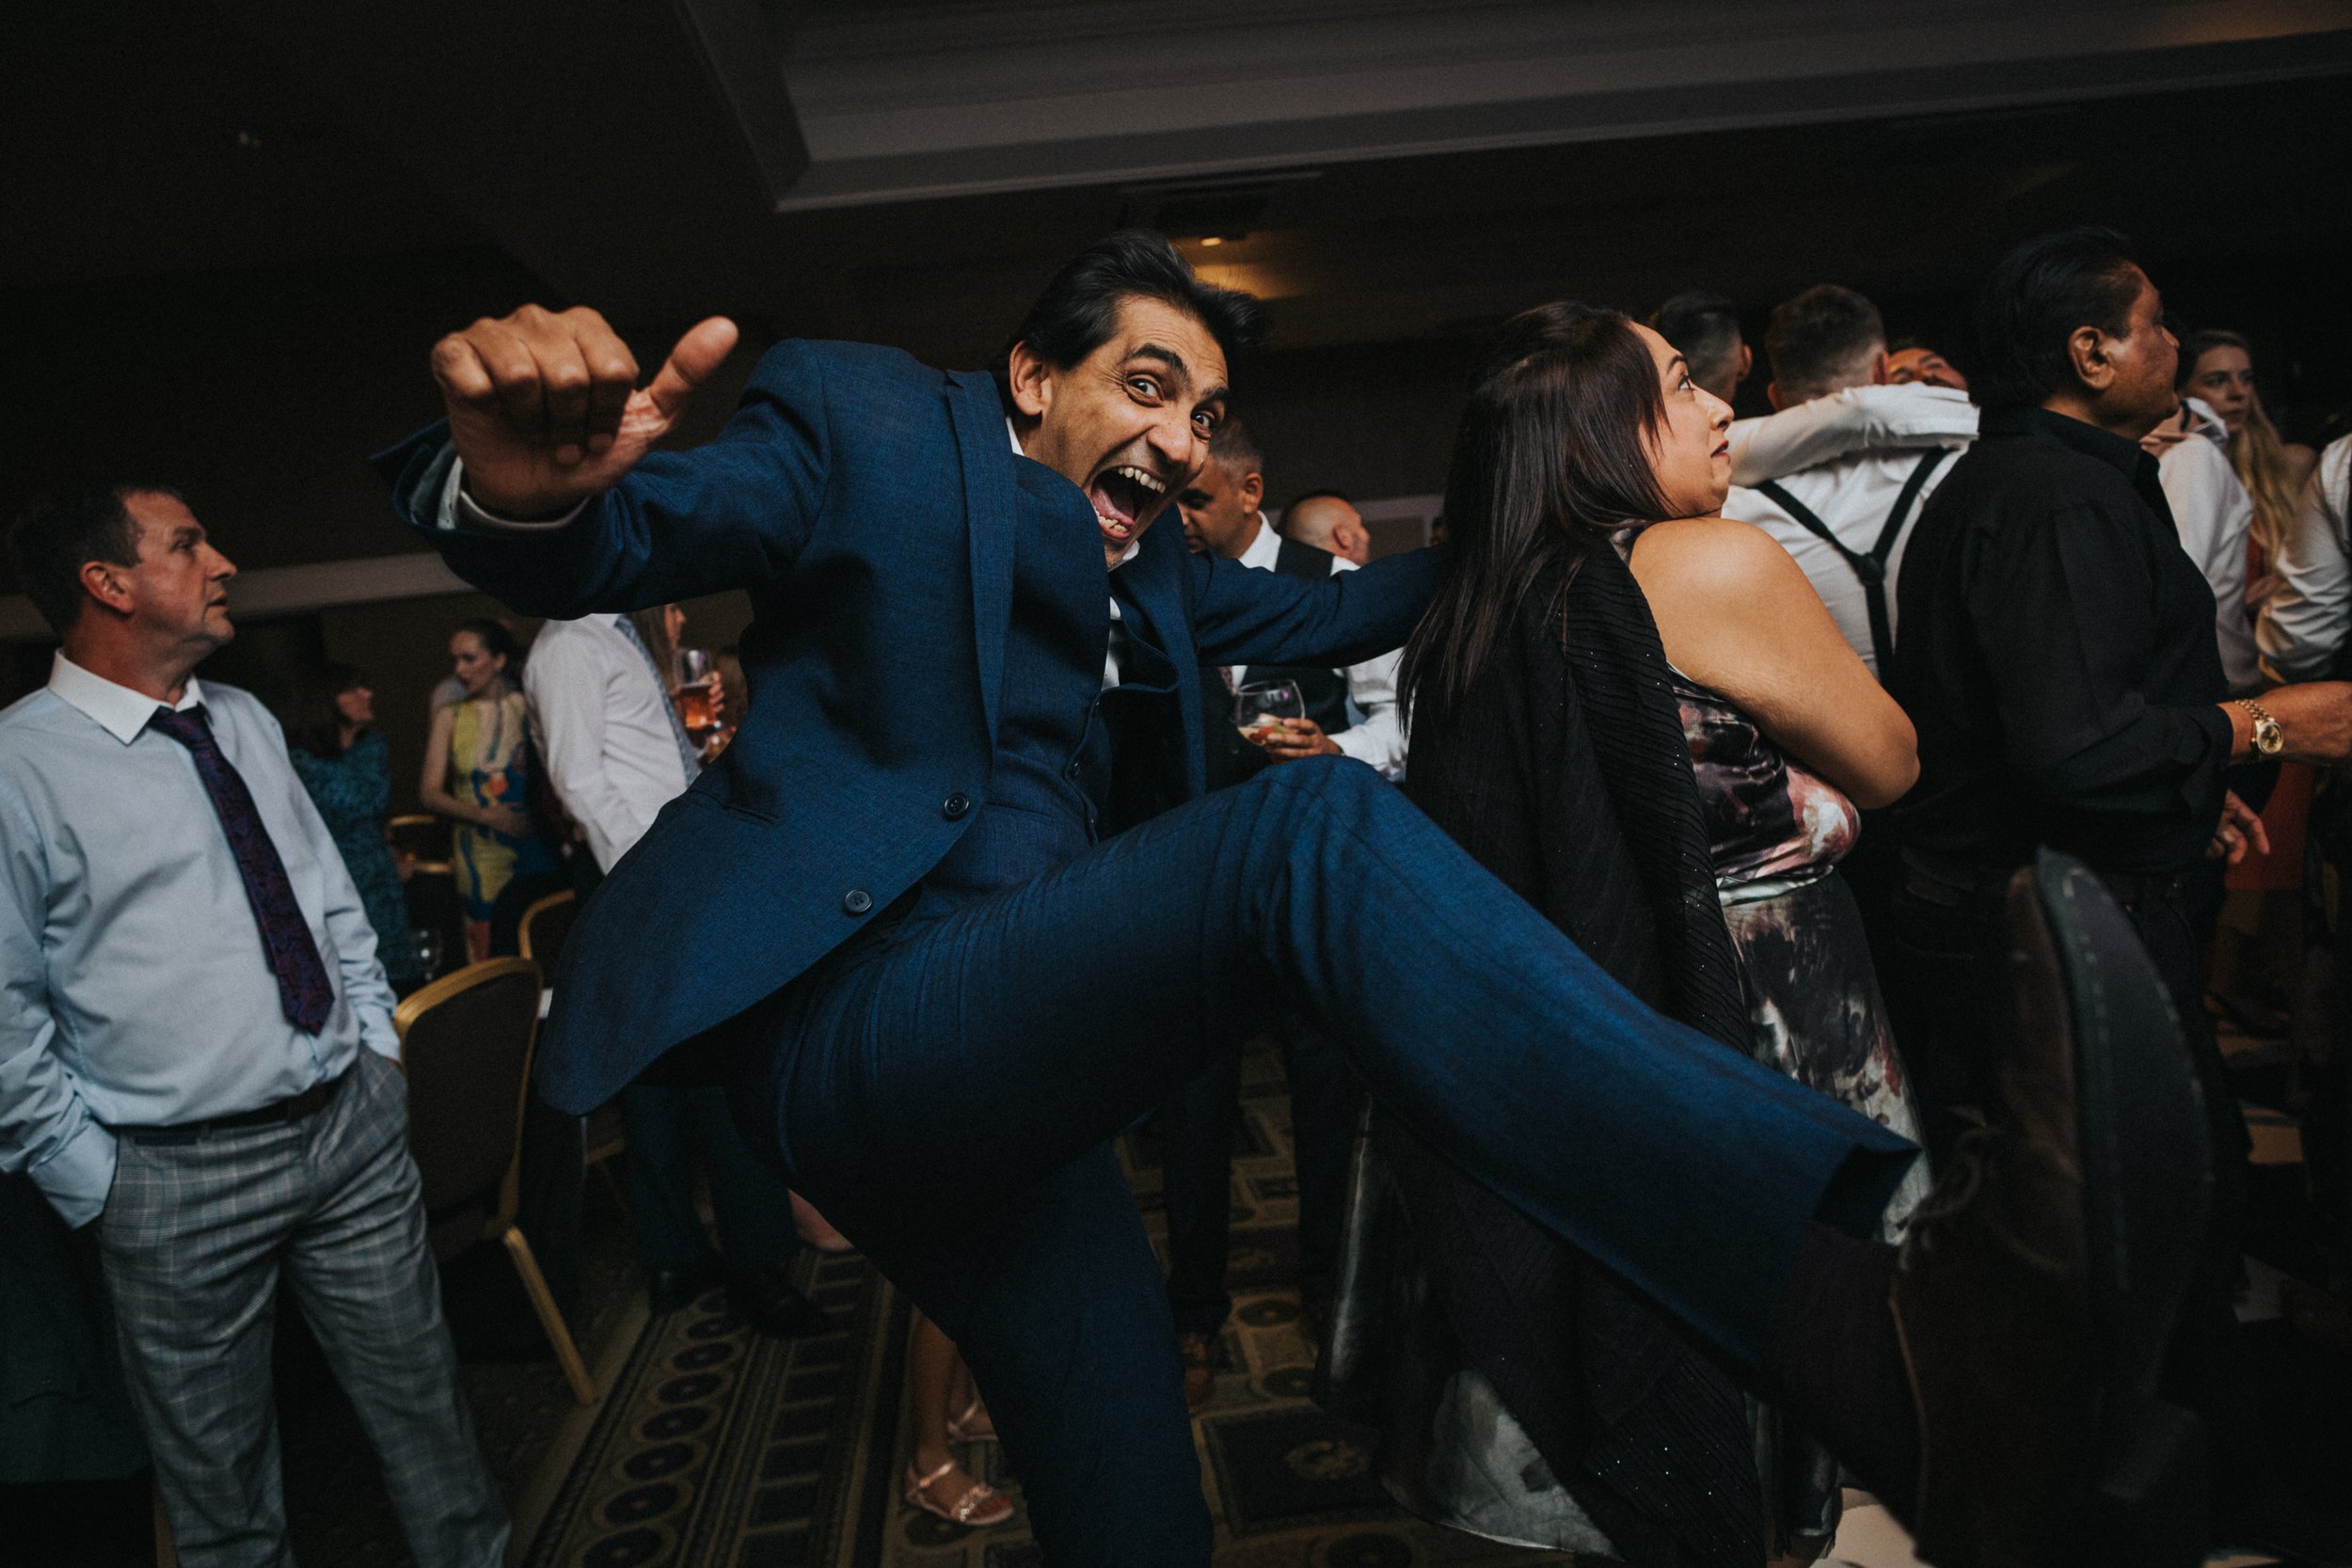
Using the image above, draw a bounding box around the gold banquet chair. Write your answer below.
[395,958,597,1404]
[387,812,451,869]
[517,890,629,1212]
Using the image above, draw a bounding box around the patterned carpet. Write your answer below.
[516,1038,1581,1566]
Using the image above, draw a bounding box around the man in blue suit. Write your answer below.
[378,234,2211,1568]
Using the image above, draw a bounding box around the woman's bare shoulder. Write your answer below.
[1630,515,1804,601]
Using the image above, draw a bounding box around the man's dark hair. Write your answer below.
[6,479,180,636]
[1009,230,1268,372]
[1647,291,1743,391]
[1969,227,2146,411]
[1765,285,1886,402]
[1207,415,1263,477]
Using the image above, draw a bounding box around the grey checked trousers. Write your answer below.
[98,1048,508,1568]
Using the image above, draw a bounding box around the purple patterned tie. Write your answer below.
[150,705,337,1034]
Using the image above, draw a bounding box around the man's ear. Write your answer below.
[1005,340,1055,419]
[78,559,134,617]
[2067,325,2116,392]
[1240,470,1264,510]
[1735,343,1755,387]
[1766,381,1788,413]
[1869,348,1892,387]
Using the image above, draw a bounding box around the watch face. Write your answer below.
[2257,719,2284,755]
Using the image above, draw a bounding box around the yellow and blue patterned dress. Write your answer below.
[448,688,558,921]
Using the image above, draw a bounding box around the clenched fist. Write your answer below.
[429,304,739,519]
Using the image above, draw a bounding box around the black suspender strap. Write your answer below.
[1752,447,1949,668]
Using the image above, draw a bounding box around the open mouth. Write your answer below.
[1088,463,1168,549]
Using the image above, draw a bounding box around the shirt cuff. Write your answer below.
[29,1117,119,1230]
[1330,725,1402,779]
[357,1006,403,1062]
[438,460,587,532]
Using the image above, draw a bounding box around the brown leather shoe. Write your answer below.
[1176,1331,1216,1413]
[1892,850,2213,1568]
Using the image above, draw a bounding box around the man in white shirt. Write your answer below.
[1723,287,1977,678]
[0,481,504,1567]
[1177,433,1404,780]
[524,609,827,1338]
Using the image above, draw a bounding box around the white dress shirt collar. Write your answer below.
[1234,512,1279,571]
[48,652,203,745]
[1007,417,1141,568]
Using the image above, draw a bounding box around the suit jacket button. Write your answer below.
[943,793,971,820]
[842,888,873,915]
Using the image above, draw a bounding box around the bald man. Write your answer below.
[1276,491,1369,567]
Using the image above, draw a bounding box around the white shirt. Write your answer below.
[1225,514,1406,778]
[0,657,397,1227]
[2156,398,2262,697]
[2258,433,2352,680]
[1722,383,1975,676]
[1727,383,1978,488]
[523,617,692,872]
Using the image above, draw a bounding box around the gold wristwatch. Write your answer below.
[2235,698,2284,757]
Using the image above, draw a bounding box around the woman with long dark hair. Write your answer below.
[284,662,425,991]
[1327,303,1925,1564]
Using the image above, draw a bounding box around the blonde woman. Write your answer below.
[2181,329,2320,610]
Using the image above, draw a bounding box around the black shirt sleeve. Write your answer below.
[1964,492,2233,836]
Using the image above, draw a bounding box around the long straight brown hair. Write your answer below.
[1402,303,1674,730]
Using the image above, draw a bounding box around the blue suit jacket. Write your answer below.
[377,340,1444,1114]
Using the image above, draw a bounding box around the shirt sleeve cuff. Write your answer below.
[439,460,587,532]
[30,1117,119,1230]
[1330,724,1403,780]
[357,1007,403,1062]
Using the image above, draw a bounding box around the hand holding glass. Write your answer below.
[1233,680,1305,746]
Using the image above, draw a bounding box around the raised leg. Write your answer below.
[763,757,1915,1383]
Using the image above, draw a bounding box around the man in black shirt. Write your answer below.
[1891,228,2352,1140]
[1888,228,2352,1555]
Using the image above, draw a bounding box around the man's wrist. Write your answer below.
[445,460,586,531]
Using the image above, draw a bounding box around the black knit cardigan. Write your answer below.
[1340,540,1766,1568]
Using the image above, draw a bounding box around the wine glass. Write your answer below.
[672,648,723,746]
[1232,679,1305,746]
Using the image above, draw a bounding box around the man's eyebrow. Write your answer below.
[1124,342,1194,391]
[1125,342,1230,407]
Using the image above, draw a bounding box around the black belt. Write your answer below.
[113,1066,351,1140]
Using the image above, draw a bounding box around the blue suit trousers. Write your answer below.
[732,757,1915,1565]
